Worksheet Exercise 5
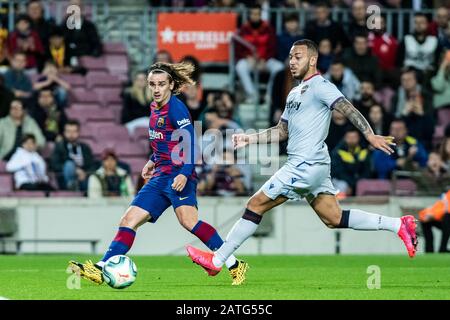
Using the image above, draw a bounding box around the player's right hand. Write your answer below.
[232,133,251,149]
[141,160,155,180]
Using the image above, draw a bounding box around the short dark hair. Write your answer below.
[284,13,298,23]
[330,56,344,66]
[21,133,36,145]
[65,119,81,128]
[414,12,429,21]
[315,1,330,9]
[353,30,369,40]
[293,39,318,56]
[391,117,406,126]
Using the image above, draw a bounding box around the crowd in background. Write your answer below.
[0,0,449,199]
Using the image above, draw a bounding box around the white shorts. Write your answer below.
[259,162,338,203]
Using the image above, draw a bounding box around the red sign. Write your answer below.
[157,12,237,63]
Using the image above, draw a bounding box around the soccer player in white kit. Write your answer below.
[187,40,418,283]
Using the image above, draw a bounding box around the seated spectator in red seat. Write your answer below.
[50,119,96,191]
[62,0,103,57]
[304,2,350,54]
[368,15,399,87]
[33,61,71,108]
[373,118,428,179]
[346,0,369,41]
[235,4,284,103]
[414,151,450,194]
[0,99,45,161]
[331,129,371,196]
[121,71,151,135]
[87,149,134,198]
[342,32,382,88]
[3,52,33,101]
[6,133,53,191]
[27,0,55,49]
[30,89,67,142]
[45,26,86,75]
[368,104,391,137]
[7,14,44,70]
[0,74,14,118]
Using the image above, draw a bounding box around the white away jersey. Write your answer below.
[280,73,344,166]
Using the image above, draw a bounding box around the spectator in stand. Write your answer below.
[50,119,96,191]
[342,32,381,88]
[180,55,203,103]
[324,58,360,102]
[368,15,400,88]
[397,13,441,80]
[347,0,369,41]
[414,151,450,194]
[331,129,371,196]
[62,0,103,57]
[392,68,433,117]
[317,38,334,74]
[353,80,378,119]
[197,149,248,196]
[401,86,435,152]
[0,75,14,118]
[431,50,450,110]
[304,2,350,54]
[180,83,205,121]
[419,190,450,253]
[45,26,86,75]
[373,118,428,179]
[27,0,55,49]
[235,4,284,103]
[0,99,45,161]
[277,13,304,63]
[33,60,71,108]
[153,49,173,64]
[325,110,350,152]
[87,149,134,198]
[429,6,450,49]
[368,104,391,137]
[30,88,68,142]
[6,133,53,191]
[3,52,33,102]
[121,71,151,135]
[6,14,44,70]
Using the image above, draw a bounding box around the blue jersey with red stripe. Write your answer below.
[148,95,196,179]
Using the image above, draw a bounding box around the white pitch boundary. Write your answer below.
[0,296,9,300]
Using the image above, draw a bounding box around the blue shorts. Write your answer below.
[130,174,198,223]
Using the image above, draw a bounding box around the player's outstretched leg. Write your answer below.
[176,205,249,285]
[69,206,149,284]
[311,194,418,258]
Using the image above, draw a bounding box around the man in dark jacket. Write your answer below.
[50,119,96,191]
[331,129,371,195]
[62,0,103,57]
[0,75,14,118]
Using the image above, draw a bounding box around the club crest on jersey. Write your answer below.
[300,85,309,95]
[157,117,165,127]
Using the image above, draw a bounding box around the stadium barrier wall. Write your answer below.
[0,196,439,255]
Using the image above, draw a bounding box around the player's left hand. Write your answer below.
[367,134,396,155]
[172,174,188,192]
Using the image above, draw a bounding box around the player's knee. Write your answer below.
[179,215,197,231]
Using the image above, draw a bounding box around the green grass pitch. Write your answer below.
[1,254,449,300]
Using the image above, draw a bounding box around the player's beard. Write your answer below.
[292,62,310,81]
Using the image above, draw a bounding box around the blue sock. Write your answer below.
[101,227,136,262]
[191,220,224,251]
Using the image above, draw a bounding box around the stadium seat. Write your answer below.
[79,56,108,71]
[356,179,391,196]
[105,55,129,77]
[97,88,123,106]
[50,191,85,197]
[7,191,47,197]
[60,74,86,89]
[40,142,55,160]
[0,174,13,195]
[71,89,101,104]
[132,127,149,142]
[116,143,146,158]
[86,72,123,89]
[125,157,147,174]
[0,161,6,173]
[393,179,417,196]
[103,42,127,55]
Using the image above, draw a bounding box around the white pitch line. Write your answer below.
[0,296,9,300]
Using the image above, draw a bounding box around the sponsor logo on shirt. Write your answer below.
[286,100,302,111]
[177,118,191,128]
[149,129,164,140]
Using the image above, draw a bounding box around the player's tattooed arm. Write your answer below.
[333,97,373,139]
[252,119,289,144]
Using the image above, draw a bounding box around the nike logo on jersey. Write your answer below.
[179,196,189,200]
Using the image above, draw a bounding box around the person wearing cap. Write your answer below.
[87,148,134,199]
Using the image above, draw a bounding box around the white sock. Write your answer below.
[213,218,259,268]
[96,261,105,268]
[348,209,401,233]
[224,255,237,269]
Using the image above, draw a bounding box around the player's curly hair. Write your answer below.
[148,61,196,94]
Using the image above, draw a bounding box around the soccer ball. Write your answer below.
[102,255,137,289]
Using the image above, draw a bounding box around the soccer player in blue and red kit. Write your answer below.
[69,62,249,285]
